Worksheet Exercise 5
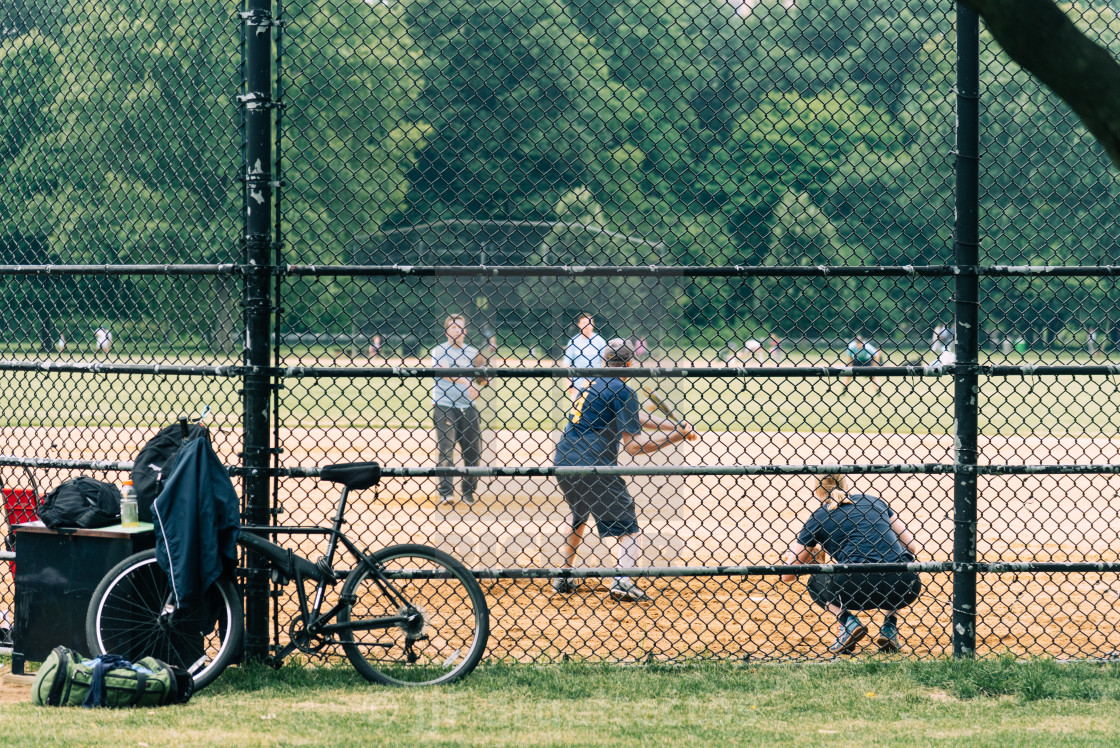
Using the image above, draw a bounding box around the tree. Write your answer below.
[8,0,237,263]
[959,0,1120,168]
[1,0,243,352]
[0,0,66,38]
[706,89,905,265]
[0,232,70,351]
[400,0,618,223]
[279,2,423,332]
[0,28,58,226]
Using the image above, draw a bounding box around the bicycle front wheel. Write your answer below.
[85,549,244,691]
[339,544,489,686]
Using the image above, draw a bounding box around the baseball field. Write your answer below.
[2,345,1118,662]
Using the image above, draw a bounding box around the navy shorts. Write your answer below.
[807,571,922,611]
[556,474,640,538]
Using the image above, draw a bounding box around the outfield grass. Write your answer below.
[2,347,1116,438]
[2,659,1120,746]
[278,345,1120,438]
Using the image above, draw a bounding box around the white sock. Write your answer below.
[614,534,642,584]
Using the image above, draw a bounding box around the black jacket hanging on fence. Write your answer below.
[153,437,240,609]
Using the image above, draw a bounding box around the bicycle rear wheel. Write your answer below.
[339,543,489,686]
[85,549,243,691]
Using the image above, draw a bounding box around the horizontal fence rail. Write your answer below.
[2,362,1119,379]
[0,264,243,276]
[5,262,1119,279]
[276,364,1120,379]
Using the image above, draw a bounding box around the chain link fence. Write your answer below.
[3,0,1119,664]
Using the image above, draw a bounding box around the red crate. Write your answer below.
[3,488,39,573]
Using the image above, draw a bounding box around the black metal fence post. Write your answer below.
[240,0,276,663]
[952,3,981,658]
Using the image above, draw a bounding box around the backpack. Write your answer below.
[31,646,193,707]
[131,421,208,522]
[37,477,121,529]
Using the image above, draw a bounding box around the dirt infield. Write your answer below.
[3,424,1119,663]
[274,424,1120,662]
[0,670,31,704]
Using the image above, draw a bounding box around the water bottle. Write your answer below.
[120,478,139,528]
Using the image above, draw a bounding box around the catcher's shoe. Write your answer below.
[829,616,867,655]
[875,621,902,653]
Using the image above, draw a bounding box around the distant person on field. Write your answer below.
[932,322,955,358]
[780,474,922,655]
[934,323,957,367]
[768,334,784,362]
[368,333,383,359]
[725,339,763,366]
[1087,326,1099,358]
[95,324,112,354]
[562,312,607,403]
[931,323,945,356]
[941,323,955,353]
[551,339,696,602]
[844,335,882,393]
[431,314,484,505]
[744,339,763,364]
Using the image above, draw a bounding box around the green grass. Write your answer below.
[3,659,1120,746]
[1,347,1117,439]
[269,346,1120,438]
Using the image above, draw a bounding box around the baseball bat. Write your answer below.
[472,354,493,498]
[642,386,698,441]
[473,351,491,388]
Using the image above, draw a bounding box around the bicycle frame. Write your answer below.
[237,484,418,664]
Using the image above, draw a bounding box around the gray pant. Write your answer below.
[434,404,481,498]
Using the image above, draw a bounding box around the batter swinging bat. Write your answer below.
[642,386,699,441]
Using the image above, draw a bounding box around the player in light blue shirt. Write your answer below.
[562,312,607,402]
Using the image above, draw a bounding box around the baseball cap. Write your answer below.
[602,338,633,367]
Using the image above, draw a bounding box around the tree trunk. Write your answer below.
[960,0,1120,168]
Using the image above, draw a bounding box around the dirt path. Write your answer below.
[0,670,31,703]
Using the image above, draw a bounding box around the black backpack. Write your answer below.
[37,477,121,529]
[131,420,208,522]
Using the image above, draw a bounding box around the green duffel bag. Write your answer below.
[31,646,194,708]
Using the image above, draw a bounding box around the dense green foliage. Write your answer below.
[1,0,1117,344]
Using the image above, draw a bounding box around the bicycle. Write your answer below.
[84,461,490,690]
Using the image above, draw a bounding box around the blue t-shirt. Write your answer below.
[796,494,912,564]
[846,341,879,364]
[555,378,641,467]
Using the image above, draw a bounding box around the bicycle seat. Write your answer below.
[319,462,381,490]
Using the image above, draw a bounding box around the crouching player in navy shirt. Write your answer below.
[781,474,923,655]
[551,339,696,602]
